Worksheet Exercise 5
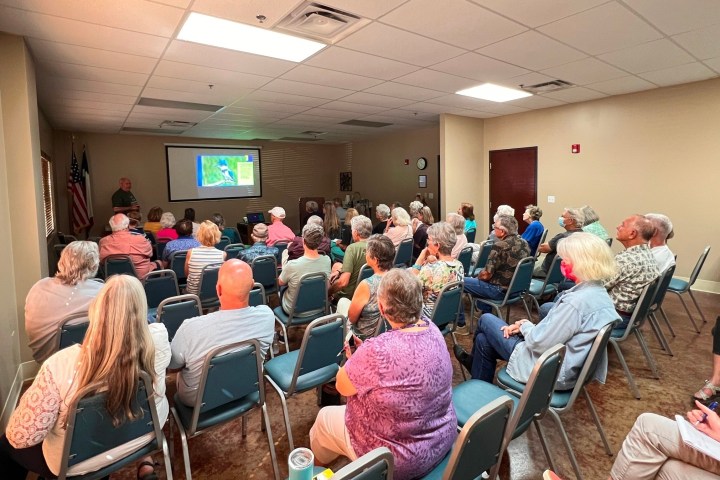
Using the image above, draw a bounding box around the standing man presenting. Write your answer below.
[112,177,139,213]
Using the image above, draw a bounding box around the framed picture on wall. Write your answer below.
[418,175,427,188]
[340,171,352,191]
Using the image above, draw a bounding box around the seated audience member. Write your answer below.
[411,221,464,319]
[385,207,413,247]
[329,215,372,301]
[310,269,457,479]
[581,205,610,241]
[447,212,468,259]
[488,204,515,241]
[412,206,433,260]
[390,201,404,211]
[534,207,583,278]
[184,207,200,238]
[694,316,720,402]
[372,204,391,235]
[334,197,346,224]
[409,200,424,232]
[25,241,103,363]
[1,275,170,480]
[646,212,676,272]
[455,232,618,387]
[337,234,395,340]
[99,213,158,278]
[323,201,342,239]
[211,212,240,244]
[459,202,477,233]
[169,259,274,406]
[161,219,200,266]
[185,221,226,295]
[238,223,278,264]
[267,206,295,246]
[521,204,544,256]
[605,214,660,329]
[127,210,144,235]
[278,224,331,315]
[156,212,178,241]
[340,208,359,247]
[457,215,530,333]
[301,200,322,227]
[285,216,332,264]
[143,206,163,235]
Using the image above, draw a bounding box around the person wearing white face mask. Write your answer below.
[533,207,583,278]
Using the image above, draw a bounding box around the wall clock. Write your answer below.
[416,157,427,170]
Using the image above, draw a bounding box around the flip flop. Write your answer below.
[137,460,159,480]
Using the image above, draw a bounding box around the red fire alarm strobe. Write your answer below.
[571,144,580,154]
[404,159,410,165]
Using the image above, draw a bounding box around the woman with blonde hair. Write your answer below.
[323,201,341,239]
[2,275,171,479]
[385,207,413,247]
[340,208,359,247]
[185,220,226,295]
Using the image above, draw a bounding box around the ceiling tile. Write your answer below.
[507,95,566,109]
[538,2,663,55]
[38,76,143,96]
[302,108,364,119]
[318,101,387,115]
[471,0,608,28]
[145,76,248,103]
[638,62,717,87]
[260,79,354,100]
[152,0,191,8]
[38,89,137,105]
[153,60,272,88]
[381,0,526,50]
[393,69,479,93]
[587,76,658,95]
[242,90,328,107]
[705,57,720,74]
[280,65,383,90]
[326,0,408,19]
[26,38,158,73]
[364,82,446,101]
[130,105,215,122]
[304,46,420,80]
[623,0,720,35]
[497,72,558,90]
[477,30,586,70]
[337,23,465,67]
[541,57,627,85]
[371,109,438,122]
[42,98,133,113]
[38,61,149,86]
[543,87,607,103]
[673,25,720,60]
[190,0,297,27]
[399,102,483,116]
[599,39,695,74]
[431,53,529,82]
[339,92,416,109]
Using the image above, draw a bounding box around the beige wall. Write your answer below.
[480,78,720,289]
[52,133,348,236]
[350,126,440,219]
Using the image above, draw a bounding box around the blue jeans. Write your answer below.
[471,313,522,382]
[459,277,506,326]
[613,312,632,334]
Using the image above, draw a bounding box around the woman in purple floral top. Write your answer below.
[310,269,457,480]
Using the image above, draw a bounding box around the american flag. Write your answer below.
[68,148,90,232]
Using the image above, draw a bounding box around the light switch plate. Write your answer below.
[548,195,555,203]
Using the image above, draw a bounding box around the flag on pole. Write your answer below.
[81,146,94,229]
[68,146,90,234]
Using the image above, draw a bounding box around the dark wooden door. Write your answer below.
[489,147,537,234]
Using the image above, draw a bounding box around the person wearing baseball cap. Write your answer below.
[238,223,278,264]
[267,206,294,246]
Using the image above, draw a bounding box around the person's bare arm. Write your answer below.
[184,250,192,277]
[335,366,357,397]
[537,242,551,254]
[347,281,370,324]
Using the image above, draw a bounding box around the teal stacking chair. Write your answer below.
[470,256,535,325]
[457,246,473,276]
[104,254,137,278]
[57,371,173,480]
[215,235,231,251]
[422,396,514,480]
[452,344,565,478]
[394,238,413,267]
[197,263,222,310]
[357,263,374,286]
[250,282,267,307]
[331,447,395,480]
[169,250,188,287]
[170,340,279,480]
[57,313,90,352]
[608,278,660,399]
[274,241,290,265]
[251,255,278,296]
[527,255,564,315]
[666,246,710,333]
[465,227,476,244]
[273,272,329,344]
[497,324,616,480]
[264,314,345,451]
[143,269,179,318]
[469,241,493,276]
[154,241,167,262]
[156,294,202,341]
[430,280,465,377]
[224,243,246,259]
[646,264,676,356]
[534,229,549,260]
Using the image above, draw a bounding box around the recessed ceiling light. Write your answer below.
[456,83,532,102]
[178,12,327,62]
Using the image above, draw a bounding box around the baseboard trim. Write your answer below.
[1,364,24,432]
[677,277,720,295]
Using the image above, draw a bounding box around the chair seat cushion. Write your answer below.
[173,392,260,432]
[452,380,519,428]
[668,277,688,292]
[496,367,572,409]
[265,350,339,393]
[273,306,325,326]
[420,451,451,480]
[529,279,557,297]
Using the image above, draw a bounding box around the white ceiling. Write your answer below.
[1,0,718,143]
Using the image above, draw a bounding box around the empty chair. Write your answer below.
[646,264,676,356]
[224,243,246,259]
[393,238,413,268]
[168,250,188,287]
[330,447,395,480]
[251,255,278,296]
[104,254,138,278]
[273,272,329,343]
[470,240,493,276]
[156,294,202,341]
[215,235,231,251]
[170,340,279,480]
[666,246,711,332]
[143,269,179,317]
[197,263,222,310]
[57,313,90,351]
[457,246,473,276]
[469,256,534,323]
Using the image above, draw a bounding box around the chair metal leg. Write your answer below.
[265,376,295,450]
[671,291,701,333]
[609,339,641,399]
[547,410,583,480]
[658,306,676,337]
[688,290,708,323]
[582,387,613,456]
[170,408,194,480]
[160,434,175,480]
[634,330,660,379]
[521,296,533,320]
[242,414,248,438]
[649,312,673,356]
[645,313,665,351]
[262,403,281,480]
[533,418,557,474]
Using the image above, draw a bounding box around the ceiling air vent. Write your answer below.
[160,120,197,129]
[340,119,392,128]
[277,2,369,42]
[121,127,183,135]
[277,136,321,142]
[520,80,575,94]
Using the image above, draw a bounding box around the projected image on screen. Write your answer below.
[197,155,254,187]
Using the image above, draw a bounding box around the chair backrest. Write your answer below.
[357,263,373,285]
[154,241,167,261]
[532,229,549,260]
[650,264,676,311]
[443,396,514,480]
[287,272,329,321]
[430,280,463,331]
[476,241,493,270]
[465,228,476,244]
[289,314,345,395]
[688,246,711,286]
[330,447,395,480]
[249,282,267,307]
[59,371,161,477]
[197,262,223,308]
[215,235,231,251]
[393,238,413,267]
[104,254,138,278]
[605,237,613,247]
[156,294,202,341]
[457,246,473,276]
[187,340,265,436]
[535,254,564,294]
[61,234,79,244]
[504,256,536,299]
[144,230,156,245]
[274,241,289,263]
[251,255,278,291]
[143,269,179,309]
[58,313,90,351]
[622,277,660,336]
[169,250,188,284]
[224,243,246,259]
[54,243,66,259]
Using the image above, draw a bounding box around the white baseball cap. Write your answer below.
[268,206,286,219]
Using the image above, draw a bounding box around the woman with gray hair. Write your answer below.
[310,269,457,479]
[581,205,609,241]
[521,204,545,256]
[385,207,413,247]
[447,212,468,259]
[156,211,178,241]
[409,200,424,232]
[25,241,104,363]
[489,204,515,241]
[372,204,391,235]
[411,221,464,318]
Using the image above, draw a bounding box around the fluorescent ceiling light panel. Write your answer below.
[178,12,326,62]
[456,83,532,102]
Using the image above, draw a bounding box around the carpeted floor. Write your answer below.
[51,290,720,480]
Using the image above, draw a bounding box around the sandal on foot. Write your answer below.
[137,460,159,480]
[693,380,720,402]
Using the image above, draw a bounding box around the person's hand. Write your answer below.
[353,335,363,349]
[417,248,428,264]
[426,255,438,264]
[344,343,353,359]
[500,320,527,338]
[688,400,720,442]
